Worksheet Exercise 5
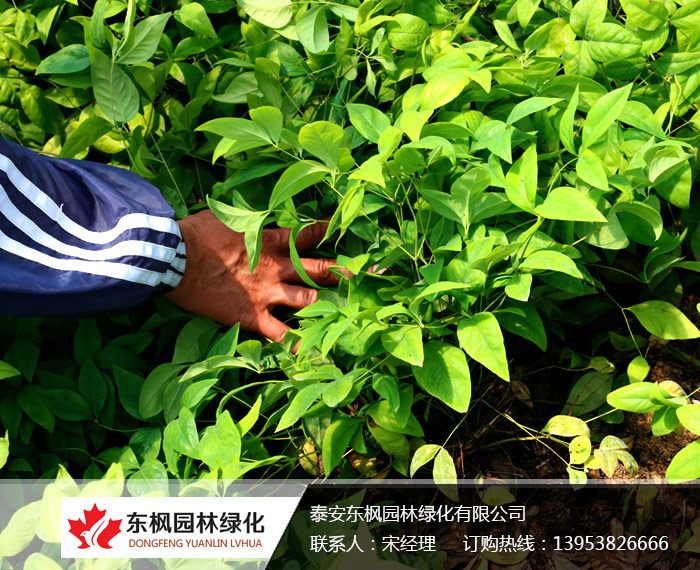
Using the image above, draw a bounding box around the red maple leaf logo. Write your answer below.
[68,504,122,549]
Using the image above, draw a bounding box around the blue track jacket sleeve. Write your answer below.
[0,137,186,316]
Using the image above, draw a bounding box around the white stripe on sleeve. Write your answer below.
[0,153,180,244]
[0,227,169,287]
[0,183,180,262]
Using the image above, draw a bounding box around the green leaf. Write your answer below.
[37,6,60,44]
[607,382,662,413]
[620,0,668,30]
[494,20,521,51]
[507,97,562,124]
[197,117,272,149]
[670,0,700,30]
[297,6,329,53]
[349,157,384,187]
[0,360,19,381]
[421,69,471,110]
[563,371,613,415]
[117,13,171,64]
[652,407,679,436]
[559,85,579,154]
[497,302,547,350]
[413,281,472,301]
[535,187,606,222]
[378,125,403,159]
[128,459,168,496]
[269,160,328,209]
[473,120,513,163]
[17,386,54,432]
[666,441,700,482]
[60,116,112,158]
[372,374,401,411]
[0,431,8,470]
[412,341,471,413]
[457,313,510,381]
[652,51,700,76]
[521,250,583,279]
[655,162,691,209]
[619,100,667,140]
[277,384,325,432]
[677,404,700,436]
[238,0,293,28]
[89,47,139,123]
[298,121,346,170]
[542,415,590,437]
[250,106,283,144]
[410,444,441,477]
[322,417,360,474]
[175,3,216,38]
[569,435,592,464]
[347,103,390,143]
[398,110,432,142]
[570,0,607,37]
[130,428,162,461]
[238,395,262,437]
[181,378,217,411]
[173,37,219,60]
[387,14,429,50]
[173,318,219,364]
[200,410,242,470]
[616,202,663,240]
[433,447,457,488]
[369,425,409,459]
[563,41,597,77]
[504,273,532,302]
[88,0,107,48]
[79,357,107,416]
[505,145,537,212]
[628,301,700,340]
[587,23,641,62]
[163,407,200,459]
[36,45,89,74]
[112,367,145,419]
[567,467,588,484]
[0,501,39,557]
[139,363,186,418]
[576,149,609,191]
[581,83,632,149]
[322,376,354,407]
[207,198,268,272]
[627,356,650,383]
[381,326,424,366]
[20,86,60,134]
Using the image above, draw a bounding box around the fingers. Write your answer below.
[278,257,340,285]
[256,311,291,344]
[265,219,335,257]
[295,221,332,251]
[270,284,318,309]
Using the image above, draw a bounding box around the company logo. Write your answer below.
[67,504,122,549]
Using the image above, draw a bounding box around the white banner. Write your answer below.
[61,496,301,559]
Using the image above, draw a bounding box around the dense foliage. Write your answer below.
[2,0,700,504]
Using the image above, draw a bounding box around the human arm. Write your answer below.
[0,136,184,315]
[0,138,336,333]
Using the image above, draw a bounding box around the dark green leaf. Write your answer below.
[36,45,89,74]
[89,48,139,122]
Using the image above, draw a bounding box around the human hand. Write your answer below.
[165,209,338,343]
